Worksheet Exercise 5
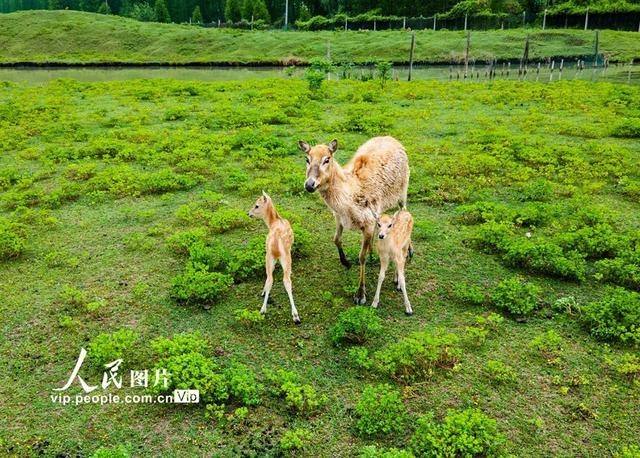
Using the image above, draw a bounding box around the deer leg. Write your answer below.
[260,254,276,315]
[396,256,413,316]
[354,227,372,305]
[334,219,351,269]
[280,253,300,324]
[371,255,389,308]
[394,267,401,292]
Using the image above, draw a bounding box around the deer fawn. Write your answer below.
[299,136,409,305]
[371,208,414,315]
[248,191,301,324]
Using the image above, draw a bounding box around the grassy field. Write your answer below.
[0,10,639,65]
[0,76,639,457]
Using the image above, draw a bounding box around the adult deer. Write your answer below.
[299,136,409,304]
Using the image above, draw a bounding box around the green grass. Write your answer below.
[0,10,639,65]
[0,76,639,457]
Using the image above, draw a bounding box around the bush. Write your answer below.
[453,283,487,306]
[329,307,383,346]
[485,360,517,383]
[552,296,580,315]
[223,361,263,406]
[187,242,230,272]
[619,445,640,458]
[347,346,372,369]
[0,218,26,260]
[612,118,640,138]
[605,353,640,384]
[280,428,313,452]
[208,207,250,233]
[88,329,138,368]
[372,331,461,383]
[90,445,131,458]
[234,308,266,326]
[227,237,265,281]
[491,276,541,316]
[355,384,406,436]
[528,330,564,363]
[158,352,228,403]
[266,369,323,415]
[581,287,640,345]
[171,262,233,308]
[166,228,208,255]
[360,445,415,458]
[151,332,209,358]
[409,409,506,458]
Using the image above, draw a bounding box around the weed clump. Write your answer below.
[581,287,640,345]
[491,276,541,316]
[0,218,26,260]
[170,262,233,308]
[329,307,383,346]
[409,409,506,457]
[88,329,138,367]
[355,384,406,436]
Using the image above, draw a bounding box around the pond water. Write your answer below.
[0,63,638,85]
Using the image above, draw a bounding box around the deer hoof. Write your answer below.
[341,259,352,269]
[293,317,301,325]
[354,295,367,305]
[405,311,414,316]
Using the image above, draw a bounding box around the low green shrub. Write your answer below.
[266,369,323,415]
[372,331,461,383]
[208,207,250,234]
[223,361,263,406]
[90,445,131,458]
[234,308,265,326]
[347,346,372,369]
[279,428,313,453]
[453,283,487,306]
[329,307,383,346]
[409,409,506,458]
[0,218,27,260]
[166,228,208,255]
[355,384,406,436]
[170,262,233,308]
[552,296,580,315]
[485,360,517,384]
[151,332,209,358]
[618,445,640,458]
[226,237,265,281]
[187,242,230,272]
[359,445,415,457]
[491,276,541,316]
[528,330,564,363]
[581,287,640,345]
[88,329,138,367]
[607,353,640,384]
[158,352,229,403]
[611,118,640,138]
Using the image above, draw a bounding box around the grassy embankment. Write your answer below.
[0,77,639,457]
[0,10,639,65]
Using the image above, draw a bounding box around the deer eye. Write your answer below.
[388,224,392,228]
[305,157,310,164]
[377,223,381,227]
[255,205,259,209]
[322,156,330,165]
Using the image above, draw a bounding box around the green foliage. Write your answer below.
[453,283,487,306]
[409,409,506,458]
[552,296,580,315]
[329,307,383,346]
[373,331,461,383]
[619,445,640,458]
[360,446,415,458]
[355,384,406,436]
[88,328,138,367]
[485,360,517,383]
[606,353,640,384]
[151,332,209,358]
[234,308,265,326]
[348,346,372,369]
[280,428,313,452]
[266,369,323,415]
[581,287,640,345]
[171,262,233,307]
[90,445,131,458]
[225,0,242,21]
[491,276,541,316]
[154,0,171,22]
[166,228,208,255]
[159,352,229,403]
[376,61,392,88]
[0,218,26,260]
[126,2,156,21]
[528,330,564,363]
[223,361,263,406]
[191,5,202,23]
[611,118,640,138]
[226,236,265,281]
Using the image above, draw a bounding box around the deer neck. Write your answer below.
[263,203,280,229]
[319,162,352,213]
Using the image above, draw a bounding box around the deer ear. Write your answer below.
[369,207,379,221]
[262,190,270,201]
[298,140,311,154]
[328,139,338,154]
[391,210,400,223]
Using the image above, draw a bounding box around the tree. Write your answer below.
[298,2,311,20]
[225,0,242,21]
[154,0,171,21]
[97,0,111,13]
[79,0,101,11]
[192,4,203,22]
[253,0,270,21]
[128,1,157,20]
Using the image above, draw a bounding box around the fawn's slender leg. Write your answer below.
[260,253,275,314]
[396,256,413,315]
[371,255,389,309]
[280,252,300,324]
